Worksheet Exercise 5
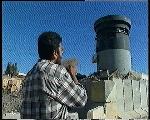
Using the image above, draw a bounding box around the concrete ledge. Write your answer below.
[134,108,148,118]
[118,110,141,119]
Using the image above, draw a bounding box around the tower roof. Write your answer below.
[94,15,131,30]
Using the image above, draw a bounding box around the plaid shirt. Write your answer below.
[20,59,87,119]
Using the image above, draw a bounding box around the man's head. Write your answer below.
[38,31,64,64]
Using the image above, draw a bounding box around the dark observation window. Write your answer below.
[97,27,129,36]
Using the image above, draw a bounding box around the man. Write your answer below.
[20,31,87,119]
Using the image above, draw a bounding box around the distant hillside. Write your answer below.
[2,75,25,114]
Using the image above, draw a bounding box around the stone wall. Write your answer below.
[112,78,148,119]
[87,77,148,119]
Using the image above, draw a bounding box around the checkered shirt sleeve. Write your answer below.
[55,66,87,108]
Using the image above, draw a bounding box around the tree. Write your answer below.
[9,63,14,77]
[5,62,11,75]
[14,63,19,75]
[5,62,19,76]
[12,63,15,75]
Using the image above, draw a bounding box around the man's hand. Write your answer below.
[66,65,79,84]
[66,65,76,76]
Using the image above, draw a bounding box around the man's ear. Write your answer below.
[53,50,58,59]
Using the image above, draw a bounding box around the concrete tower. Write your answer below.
[94,15,132,74]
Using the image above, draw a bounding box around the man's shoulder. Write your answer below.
[54,64,68,78]
[38,60,67,76]
[40,62,66,73]
[36,60,57,71]
[57,64,66,72]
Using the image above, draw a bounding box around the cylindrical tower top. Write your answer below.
[94,15,131,34]
[94,15,132,74]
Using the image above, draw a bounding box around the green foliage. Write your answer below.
[5,62,11,75]
[5,62,19,76]
[12,63,18,75]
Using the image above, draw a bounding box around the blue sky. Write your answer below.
[2,1,148,75]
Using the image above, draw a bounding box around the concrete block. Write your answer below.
[126,110,141,118]
[87,110,92,119]
[87,106,106,119]
[118,110,141,119]
[118,112,133,119]
[134,108,148,118]
[90,80,105,102]
[132,80,141,109]
[105,80,115,102]
[123,79,133,112]
[140,80,147,109]
[105,102,118,119]
[114,78,124,113]
[143,107,148,112]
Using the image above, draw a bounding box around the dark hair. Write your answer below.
[38,31,62,59]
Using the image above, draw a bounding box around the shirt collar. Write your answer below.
[38,59,55,64]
